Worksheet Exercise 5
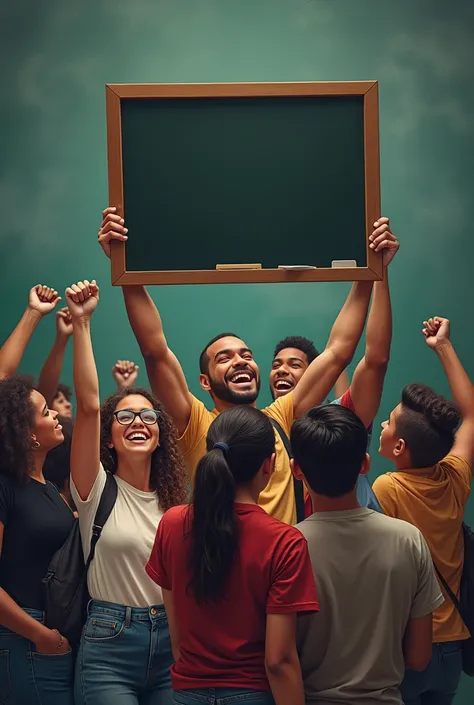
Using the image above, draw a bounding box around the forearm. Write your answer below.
[0,308,41,379]
[266,659,305,705]
[0,588,49,642]
[334,369,350,398]
[37,336,69,404]
[365,272,392,367]
[72,319,100,413]
[326,281,373,364]
[123,286,168,360]
[435,341,474,419]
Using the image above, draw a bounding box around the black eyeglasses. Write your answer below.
[113,409,160,426]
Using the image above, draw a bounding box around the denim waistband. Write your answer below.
[88,599,166,623]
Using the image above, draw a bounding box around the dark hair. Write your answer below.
[43,417,73,490]
[17,374,36,387]
[54,383,73,402]
[396,383,460,467]
[100,387,188,510]
[291,404,368,497]
[199,332,242,374]
[0,377,36,482]
[273,336,319,365]
[188,406,275,603]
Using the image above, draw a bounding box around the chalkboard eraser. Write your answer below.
[331,260,357,268]
[216,263,262,270]
[278,265,318,270]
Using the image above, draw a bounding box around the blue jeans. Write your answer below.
[401,641,463,705]
[173,689,274,705]
[0,607,74,704]
[75,599,173,705]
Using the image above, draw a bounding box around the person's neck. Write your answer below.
[309,487,360,512]
[116,456,153,492]
[234,485,260,505]
[30,452,47,483]
[213,397,257,413]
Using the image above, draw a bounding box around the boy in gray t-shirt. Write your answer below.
[291,404,443,705]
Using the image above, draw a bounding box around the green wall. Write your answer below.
[1,1,473,699]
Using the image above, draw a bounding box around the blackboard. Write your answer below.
[106,82,381,285]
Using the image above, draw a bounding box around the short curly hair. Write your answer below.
[100,387,188,511]
[54,383,73,402]
[0,377,36,483]
[273,336,319,365]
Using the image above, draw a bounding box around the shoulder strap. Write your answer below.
[434,562,462,614]
[269,418,305,524]
[85,473,118,568]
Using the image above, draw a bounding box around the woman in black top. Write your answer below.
[0,377,75,704]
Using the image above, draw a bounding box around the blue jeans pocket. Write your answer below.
[0,651,11,705]
[441,648,463,694]
[84,615,125,642]
[30,650,74,704]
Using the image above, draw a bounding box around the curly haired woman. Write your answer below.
[0,284,75,705]
[66,280,187,705]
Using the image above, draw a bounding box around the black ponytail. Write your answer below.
[187,406,275,603]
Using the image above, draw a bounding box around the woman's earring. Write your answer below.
[32,441,41,449]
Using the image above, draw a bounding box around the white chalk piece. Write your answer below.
[278,265,318,270]
[331,260,357,268]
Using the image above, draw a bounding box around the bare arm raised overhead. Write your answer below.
[37,307,73,405]
[349,218,399,427]
[0,285,60,381]
[98,208,192,435]
[423,316,474,468]
[67,280,101,500]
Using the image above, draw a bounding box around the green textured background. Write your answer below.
[1,1,473,699]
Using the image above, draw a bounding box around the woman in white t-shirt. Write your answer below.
[65,280,188,705]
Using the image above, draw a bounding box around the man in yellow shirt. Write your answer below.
[373,316,474,705]
[98,207,393,524]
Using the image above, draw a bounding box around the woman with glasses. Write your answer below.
[65,280,188,705]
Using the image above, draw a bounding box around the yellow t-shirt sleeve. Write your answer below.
[440,454,472,500]
[372,473,399,518]
[177,395,214,483]
[264,391,295,435]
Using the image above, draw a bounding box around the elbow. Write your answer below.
[364,352,390,371]
[326,345,355,371]
[75,399,101,416]
[265,653,295,678]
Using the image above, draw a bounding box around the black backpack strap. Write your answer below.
[85,473,118,568]
[269,418,305,524]
[434,562,463,614]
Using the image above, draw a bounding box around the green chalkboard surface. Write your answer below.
[106,82,381,285]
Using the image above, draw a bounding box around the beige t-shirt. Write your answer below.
[71,465,164,607]
[297,508,444,705]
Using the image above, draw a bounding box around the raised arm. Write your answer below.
[67,280,101,500]
[0,285,60,380]
[37,308,73,405]
[423,317,474,466]
[292,280,373,419]
[98,207,192,434]
[349,219,399,427]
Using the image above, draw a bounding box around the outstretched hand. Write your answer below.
[28,285,61,316]
[98,207,128,259]
[65,280,100,320]
[369,217,399,266]
[113,360,139,389]
[422,316,450,349]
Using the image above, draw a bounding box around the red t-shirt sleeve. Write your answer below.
[266,531,319,615]
[145,515,172,590]
[338,388,355,412]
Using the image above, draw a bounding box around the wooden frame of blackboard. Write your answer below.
[106,81,382,285]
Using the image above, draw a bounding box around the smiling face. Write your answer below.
[109,394,160,460]
[269,347,309,399]
[30,389,64,451]
[200,336,261,406]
